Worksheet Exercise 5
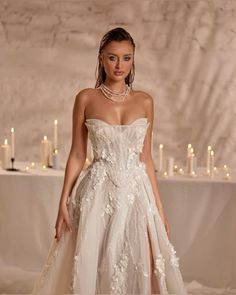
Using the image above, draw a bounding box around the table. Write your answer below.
[0,162,235,293]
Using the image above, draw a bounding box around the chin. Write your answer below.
[111,75,126,82]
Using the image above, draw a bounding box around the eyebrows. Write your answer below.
[106,53,133,56]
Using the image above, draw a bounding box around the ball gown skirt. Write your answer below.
[31,117,188,294]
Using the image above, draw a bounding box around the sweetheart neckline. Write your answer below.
[85,117,148,127]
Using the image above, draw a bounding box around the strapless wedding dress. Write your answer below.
[31,117,188,294]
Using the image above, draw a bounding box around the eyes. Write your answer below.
[108,55,132,62]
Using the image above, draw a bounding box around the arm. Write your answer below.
[58,90,89,207]
[139,93,170,238]
[55,89,89,241]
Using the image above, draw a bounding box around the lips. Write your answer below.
[114,71,124,75]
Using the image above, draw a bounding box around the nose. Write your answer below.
[115,58,121,69]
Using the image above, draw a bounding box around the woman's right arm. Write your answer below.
[55,89,89,241]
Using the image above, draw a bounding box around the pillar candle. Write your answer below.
[210,150,214,177]
[193,154,197,172]
[54,119,58,151]
[187,146,194,173]
[158,144,163,172]
[52,149,60,170]
[189,154,194,174]
[11,127,15,158]
[167,157,174,176]
[1,139,10,169]
[207,146,212,171]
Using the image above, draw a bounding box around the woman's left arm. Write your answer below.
[139,92,170,239]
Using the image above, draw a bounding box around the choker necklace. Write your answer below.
[98,83,131,102]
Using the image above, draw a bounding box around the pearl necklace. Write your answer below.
[98,83,131,102]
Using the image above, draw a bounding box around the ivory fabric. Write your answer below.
[0,136,235,293]
[31,117,187,294]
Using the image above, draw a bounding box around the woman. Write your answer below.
[32,27,188,294]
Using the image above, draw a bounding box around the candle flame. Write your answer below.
[43,135,47,140]
[208,146,212,150]
[4,139,8,145]
[210,150,214,156]
[159,144,163,148]
[188,144,192,148]
[54,119,58,125]
[11,127,14,132]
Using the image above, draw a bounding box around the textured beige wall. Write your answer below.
[0,0,236,168]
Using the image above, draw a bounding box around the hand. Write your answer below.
[54,203,72,242]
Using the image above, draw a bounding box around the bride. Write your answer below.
[32,27,188,294]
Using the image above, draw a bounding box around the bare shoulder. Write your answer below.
[132,89,153,108]
[74,88,98,108]
[75,88,96,101]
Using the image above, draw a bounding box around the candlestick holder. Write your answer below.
[6,157,20,171]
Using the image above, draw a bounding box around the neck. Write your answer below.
[103,79,126,92]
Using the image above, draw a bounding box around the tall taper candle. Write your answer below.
[11,127,15,158]
[54,119,58,151]
[186,144,192,170]
[41,136,49,167]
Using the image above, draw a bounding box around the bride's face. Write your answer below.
[100,40,134,82]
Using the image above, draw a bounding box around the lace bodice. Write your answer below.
[85,117,150,169]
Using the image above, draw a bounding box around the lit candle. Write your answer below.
[163,171,168,178]
[207,146,212,171]
[52,149,60,170]
[178,168,184,175]
[189,153,194,174]
[190,171,196,178]
[174,164,178,172]
[167,157,174,176]
[223,164,228,172]
[192,153,197,172]
[54,119,58,151]
[11,127,15,158]
[48,139,53,167]
[187,147,194,173]
[209,150,214,177]
[186,144,192,172]
[1,139,11,169]
[158,144,164,172]
[187,144,192,157]
[224,172,231,180]
[41,136,49,167]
